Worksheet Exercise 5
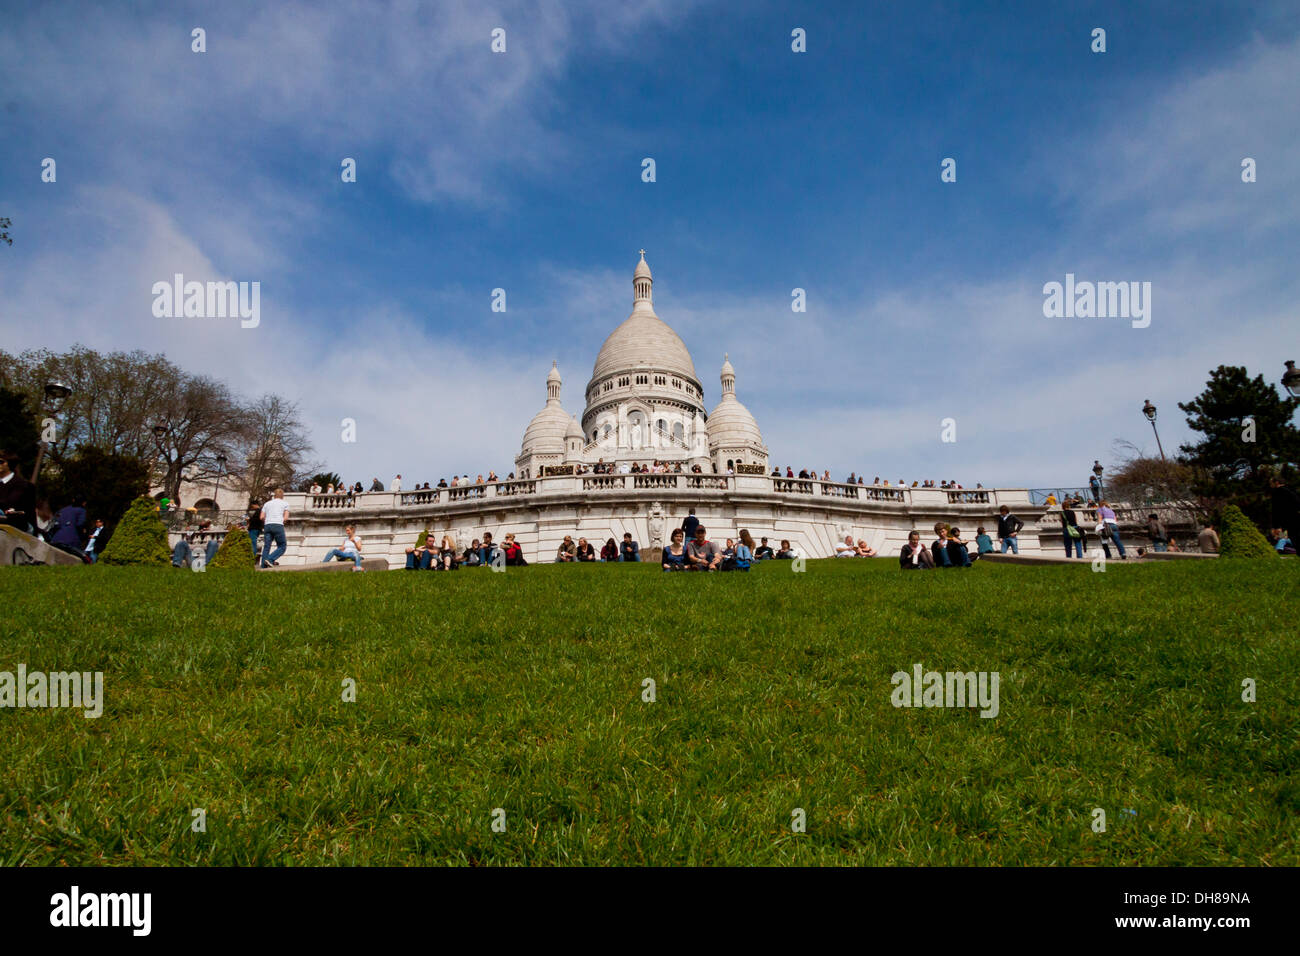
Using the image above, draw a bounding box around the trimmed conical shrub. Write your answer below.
[99,496,171,566]
[1218,504,1277,559]
[413,527,431,547]
[210,525,255,569]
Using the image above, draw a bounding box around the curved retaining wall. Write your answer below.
[270,476,1048,567]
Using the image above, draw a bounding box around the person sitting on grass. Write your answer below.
[406,533,439,570]
[855,538,877,557]
[502,533,527,566]
[600,537,618,562]
[975,526,994,555]
[900,530,935,570]
[478,532,498,567]
[463,538,482,567]
[439,534,460,570]
[754,537,774,561]
[686,525,722,571]
[557,535,577,562]
[322,524,365,570]
[775,539,797,560]
[1274,528,1296,555]
[931,522,952,568]
[946,527,973,567]
[725,529,755,571]
[835,534,857,557]
[576,536,596,561]
[619,532,640,562]
[662,528,688,571]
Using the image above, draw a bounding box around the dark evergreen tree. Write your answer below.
[1179,365,1300,525]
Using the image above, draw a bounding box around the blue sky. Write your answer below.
[2,0,1297,488]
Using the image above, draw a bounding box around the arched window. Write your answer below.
[673,422,684,442]
[603,424,612,438]
[657,419,666,434]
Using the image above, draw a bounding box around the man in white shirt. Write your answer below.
[258,488,289,568]
[835,534,857,557]
[321,523,364,570]
[392,474,402,492]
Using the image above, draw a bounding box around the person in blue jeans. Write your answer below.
[619,533,640,562]
[996,506,1023,554]
[320,524,364,569]
[1060,501,1085,558]
[405,533,439,569]
[479,532,498,567]
[1097,501,1127,558]
[258,489,289,568]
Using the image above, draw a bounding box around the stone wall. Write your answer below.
[268,476,1051,568]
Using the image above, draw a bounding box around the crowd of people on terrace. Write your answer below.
[301,469,985,494]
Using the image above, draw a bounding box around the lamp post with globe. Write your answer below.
[1142,399,1167,462]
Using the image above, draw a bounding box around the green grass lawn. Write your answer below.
[2,558,1297,866]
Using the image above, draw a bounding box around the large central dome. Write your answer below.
[588,252,698,385]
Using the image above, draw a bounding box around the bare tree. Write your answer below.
[152,374,252,502]
[229,394,316,505]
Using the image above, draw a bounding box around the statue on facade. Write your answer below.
[648,501,665,549]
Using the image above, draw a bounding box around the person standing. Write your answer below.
[392,474,403,492]
[996,506,1023,554]
[1146,513,1168,552]
[1061,499,1085,558]
[1197,522,1220,554]
[259,488,289,568]
[681,509,699,542]
[1096,500,1126,559]
[246,504,265,563]
[85,518,105,563]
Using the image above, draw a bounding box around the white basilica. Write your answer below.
[515,252,769,478]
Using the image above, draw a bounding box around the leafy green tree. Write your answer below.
[99,496,170,566]
[40,446,150,547]
[1179,365,1300,525]
[1217,505,1278,559]
[0,386,40,478]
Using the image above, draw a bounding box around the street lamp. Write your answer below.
[152,424,172,505]
[1142,399,1167,462]
[1283,360,1300,398]
[30,380,73,485]
[213,454,228,512]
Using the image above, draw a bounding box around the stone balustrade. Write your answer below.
[283,476,1032,513]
